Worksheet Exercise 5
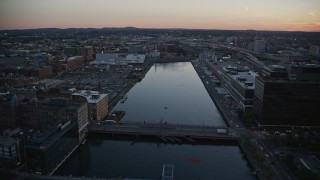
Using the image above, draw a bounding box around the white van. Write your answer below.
[104,120,117,124]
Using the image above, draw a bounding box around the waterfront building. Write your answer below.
[146,50,161,60]
[72,90,108,121]
[37,98,88,142]
[94,53,145,66]
[93,53,127,66]
[25,121,78,175]
[0,93,17,130]
[253,65,320,126]
[219,65,257,111]
[126,54,146,66]
[0,136,22,169]
[207,61,257,111]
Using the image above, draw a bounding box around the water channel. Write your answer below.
[56,62,255,179]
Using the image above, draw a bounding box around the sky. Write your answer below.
[0,0,320,31]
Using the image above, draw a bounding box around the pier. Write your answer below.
[88,122,238,141]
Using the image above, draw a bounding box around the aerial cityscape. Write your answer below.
[0,0,320,180]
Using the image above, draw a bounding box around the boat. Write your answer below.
[120,95,128,103]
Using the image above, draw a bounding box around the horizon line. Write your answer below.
[1,26,319,33]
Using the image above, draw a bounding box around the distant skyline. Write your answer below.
[1,0,320,32]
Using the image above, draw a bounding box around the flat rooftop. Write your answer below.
[0,136,20,146]
[72,90,108,104]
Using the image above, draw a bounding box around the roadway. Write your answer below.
[192,59,294,180]
[88,122,237,140]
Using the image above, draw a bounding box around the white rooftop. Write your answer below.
[232,71,258,89]
[93,53,126,65]
[72,90,107,104]
[67,56,82,61]
[126,54,145,64]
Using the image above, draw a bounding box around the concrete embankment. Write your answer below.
[108,63,153,112]
[191,61,258,175]
[191,61,232,127]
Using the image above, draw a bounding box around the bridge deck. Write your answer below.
[88,122,238,140]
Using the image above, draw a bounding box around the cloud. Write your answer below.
[243,5,249,13]
[308,9,319,17]
[255,13,273,18]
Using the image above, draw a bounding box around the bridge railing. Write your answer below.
[92,121,227,130]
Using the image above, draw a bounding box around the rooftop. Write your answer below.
[72,90,108,104]
[25,121,76,149]
[93,53,126,65]
[67,56,83,62]
[32,79,64,88]
[231,71,257,89]
[267,65,287,72]
[0,136,20,147]
[126,54,145,64]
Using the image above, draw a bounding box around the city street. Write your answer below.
[192,59,295,180]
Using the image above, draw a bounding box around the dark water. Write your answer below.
[56,62,255,179]
[114,62,225,126]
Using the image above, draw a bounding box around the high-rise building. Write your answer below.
[253,65,320,126]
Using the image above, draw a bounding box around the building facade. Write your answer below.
[37,98,88,141]
[25,121,78,175]
[72,90,108,121]
[0,136,22,169]
[0,93,17,130]
[253,65,320,126]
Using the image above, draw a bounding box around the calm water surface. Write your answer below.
[114,62,225,126]
[56,62,255,179]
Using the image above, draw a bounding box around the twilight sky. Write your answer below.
[0,0,320,31]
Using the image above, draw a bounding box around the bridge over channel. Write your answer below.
[88,122,238,141]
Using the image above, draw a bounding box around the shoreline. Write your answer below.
[191,60,232,127]
[108,62,153,112]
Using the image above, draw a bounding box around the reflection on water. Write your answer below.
[55,62,255,179]
[114,62,225,126]
[56,135,255,180]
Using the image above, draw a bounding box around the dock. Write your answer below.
[105,110,126,122]
[162,164,174,180]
